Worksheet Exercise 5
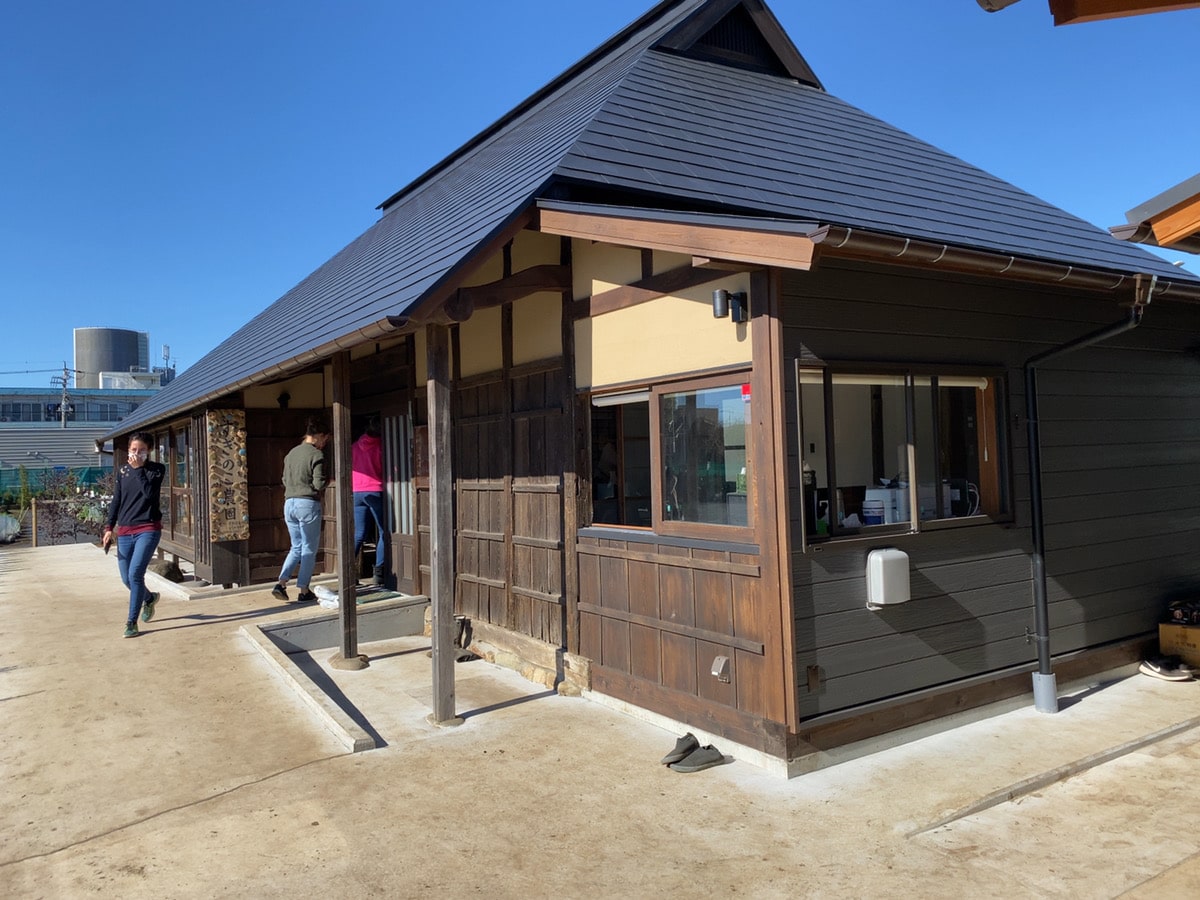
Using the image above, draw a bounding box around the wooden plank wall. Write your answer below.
[782,258,1200,719]
[245,409,330,585]
[578,531,784,752]
[452,362,568,646]
[510,367,568,646]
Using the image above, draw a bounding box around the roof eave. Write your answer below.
[809,224,1200,302]
[1110,222,1200,256]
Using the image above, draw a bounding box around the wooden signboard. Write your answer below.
[207,409,250,541]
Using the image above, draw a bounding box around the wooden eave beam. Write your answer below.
[1050,0,1200,24]
[574,264,735,319]
[446,264,571,322]
[536,207,815,271]
[400,208,535,328]
[1150,193,1200,248]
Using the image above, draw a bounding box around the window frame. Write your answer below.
[795,361,1011,547]
[588,369,758,543]
[153,420,194,542]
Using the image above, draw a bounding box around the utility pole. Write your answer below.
[50,363,72,429]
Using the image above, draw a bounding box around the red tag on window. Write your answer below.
[741,383,751,399]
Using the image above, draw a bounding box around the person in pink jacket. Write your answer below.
[352,417,388,585]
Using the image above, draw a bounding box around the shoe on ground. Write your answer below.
[661,732,700,765]
[123,620,138,638]
[372,566,385,586]
[294,589,317,603]
[141,592,159,623]
[669,744,725,773]
[1159,655,1197,677]
[271,583,289,602]
[1139,657,1193,682]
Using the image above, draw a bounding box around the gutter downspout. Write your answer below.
[1024,274,1156,713]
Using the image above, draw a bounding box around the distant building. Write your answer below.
[74,327,150,389]
[0,386,158,493]
[98,368,175,390]
[0,387,154,425]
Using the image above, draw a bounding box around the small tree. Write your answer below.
[35,469,94,546]
[18,465,31,521]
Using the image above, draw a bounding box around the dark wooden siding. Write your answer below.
[783,259,1200,719]
[579,530,787,752]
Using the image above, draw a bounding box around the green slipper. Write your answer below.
[669,744,725,773]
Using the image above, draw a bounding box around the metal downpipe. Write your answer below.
[1024,293,1150,713]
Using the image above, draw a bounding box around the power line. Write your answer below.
[0,367,100,377]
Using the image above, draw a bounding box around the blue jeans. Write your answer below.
[278,498,322,589]
[353,491,387,568]
[117,530,161,624]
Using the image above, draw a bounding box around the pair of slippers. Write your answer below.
[1139,655,1196,682]
[661,732,725,772]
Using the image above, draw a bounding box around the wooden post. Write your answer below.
[427,323,461,724]
[560,238,581,657]
[330,351,366,670]
[31,498,38,548]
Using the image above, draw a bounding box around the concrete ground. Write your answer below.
[3,542,1200,898]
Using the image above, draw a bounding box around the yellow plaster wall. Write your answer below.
[572,240,642,301]
[513,291,562,365]
[512,229,561,270]
[654,250,693,276]
[573,242,752,389]
[459,305,503,377]
[243,372,325,409]
[459,251,504,289]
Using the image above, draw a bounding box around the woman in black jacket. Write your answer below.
[102,432,166,637]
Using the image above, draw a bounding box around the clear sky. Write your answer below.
[3,1,1198,388]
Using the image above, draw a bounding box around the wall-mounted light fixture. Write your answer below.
[712,289,749,324]
[277,391,291,410]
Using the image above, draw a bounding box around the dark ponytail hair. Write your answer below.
[129,431,154,449]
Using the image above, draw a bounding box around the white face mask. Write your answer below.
[128,449,148,464]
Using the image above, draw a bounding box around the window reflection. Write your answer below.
[659,384,750,527]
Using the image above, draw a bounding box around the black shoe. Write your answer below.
[372,566,385,586]
[661,732,700,765]
[669,745,725,773]
[271,583,288,602]
[295,589,317,603]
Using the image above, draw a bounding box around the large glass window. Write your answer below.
[797,365,1008,540]
[589,375,753,535]
[659,383,749,528]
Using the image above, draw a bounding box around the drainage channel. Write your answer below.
[241,595,430,753]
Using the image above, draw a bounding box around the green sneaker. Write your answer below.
[141,592,160,623]
[123,620,139,638]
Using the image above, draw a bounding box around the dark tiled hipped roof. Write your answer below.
[111,0,1198,436]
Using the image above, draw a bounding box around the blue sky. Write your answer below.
[2,0,1198,388]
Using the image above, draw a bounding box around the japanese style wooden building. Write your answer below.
[106,0,1200,773]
